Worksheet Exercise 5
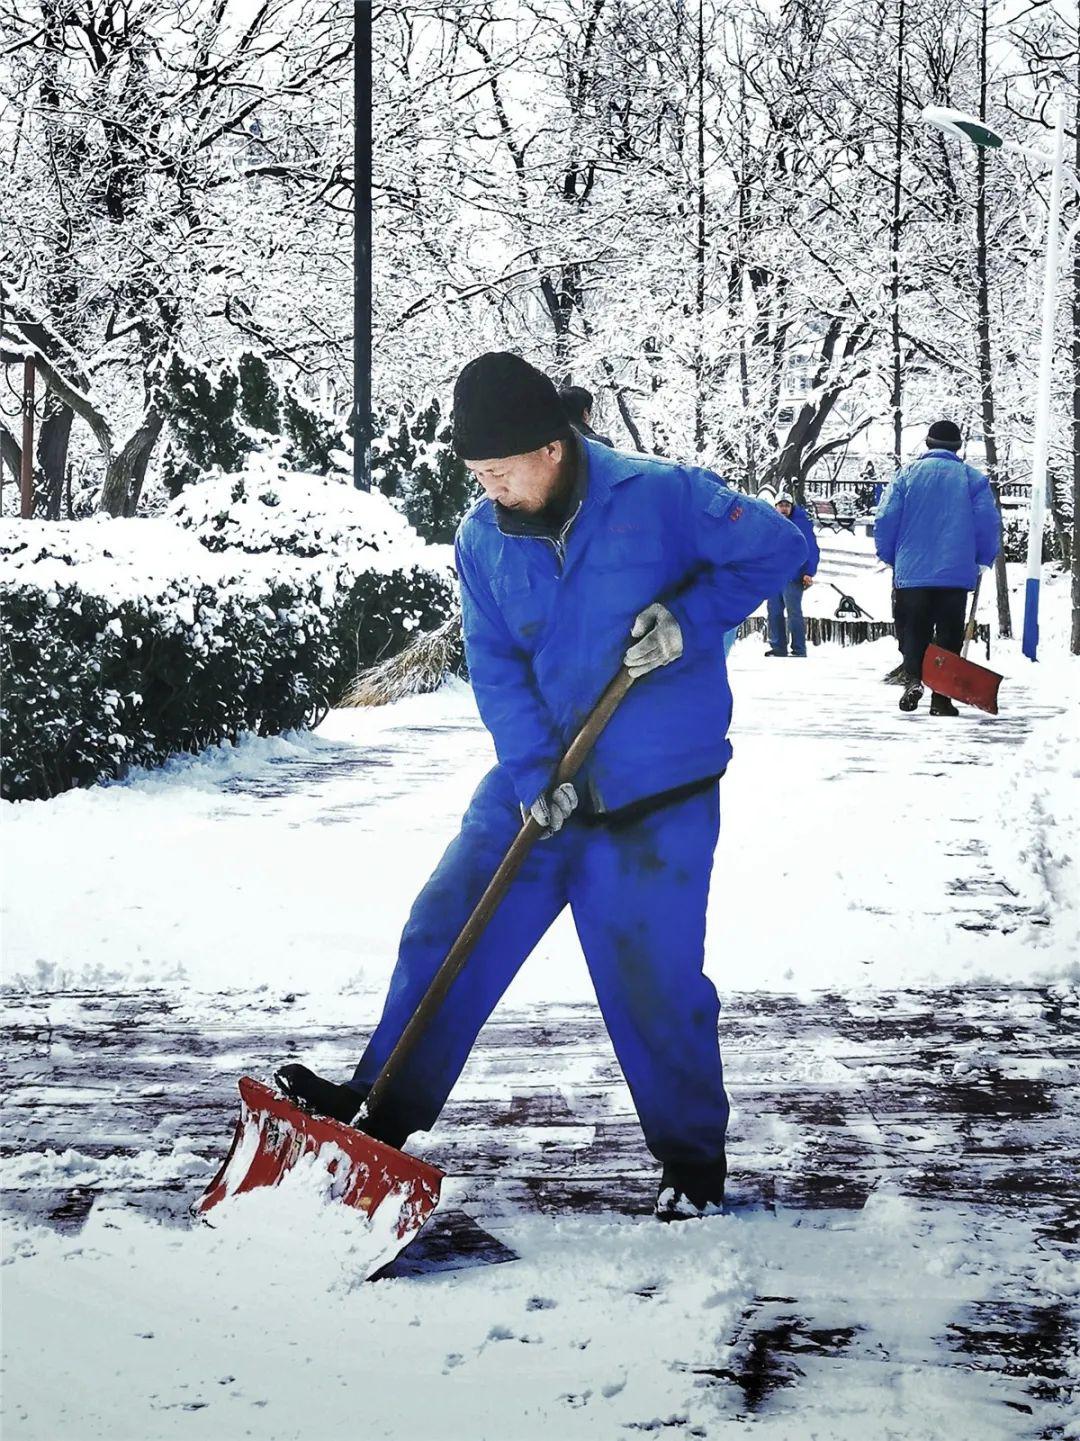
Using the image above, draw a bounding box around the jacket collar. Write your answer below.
[582,435,650,501]
[922,448,963,463]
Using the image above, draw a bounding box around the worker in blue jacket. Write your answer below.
[765,492,820,657]
[876,420,1000,715]
[278,353,806,1220]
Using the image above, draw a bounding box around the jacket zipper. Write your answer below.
[546,499,582,571]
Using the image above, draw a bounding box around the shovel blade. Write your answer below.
[922,643,1003,715]
[194,1077,444,1243]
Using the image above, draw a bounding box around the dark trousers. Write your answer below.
[893,587,967,686]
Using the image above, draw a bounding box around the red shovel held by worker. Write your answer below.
[193,665,637,1256]
[921,577,1003,715]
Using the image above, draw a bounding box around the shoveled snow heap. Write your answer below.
[989,662,1080,954]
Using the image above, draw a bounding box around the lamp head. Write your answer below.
[921,105,1004,150]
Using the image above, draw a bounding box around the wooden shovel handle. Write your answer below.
[962,575,982,659]
[362,666,636,1120]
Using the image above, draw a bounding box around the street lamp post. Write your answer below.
[922,97,1078,660]
[1022,97,1066,660]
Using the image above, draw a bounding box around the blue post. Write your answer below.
[1022,577,1040,661]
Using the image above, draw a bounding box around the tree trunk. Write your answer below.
[1072,50,1080,655]
[692,0,707,458]
[124,414,163,516]
[98,409,162,517]
[38,397,74,520]
[736,66,756,489]
[1,424,21,495]
[975,0,1013,638]
[889,0,906,470]
[541,264,582,376]
[1048,472,1071,565]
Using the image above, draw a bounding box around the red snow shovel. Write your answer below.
[193,664,637,1245]
[921,577,1003,715]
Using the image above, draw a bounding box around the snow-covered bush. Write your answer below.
[1,489,453,802]
[167,471,420,559]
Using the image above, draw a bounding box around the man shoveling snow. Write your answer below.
[875,419,1000,716]
[275,352,805,1221]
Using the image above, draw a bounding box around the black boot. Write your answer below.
[655,1155,727,1221]
[275,1063,412,1149]
[898,677,923,712]
[274,1063,366,1124]
[930,693,959,717]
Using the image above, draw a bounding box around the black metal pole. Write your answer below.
[353,0,372,490]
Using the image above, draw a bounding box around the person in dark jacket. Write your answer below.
[765,493,820,657]
[875,420,1000,715]
[559,383,614,447]
[277,352,805,1220]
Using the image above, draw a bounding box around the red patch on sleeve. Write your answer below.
[729,505,743,521]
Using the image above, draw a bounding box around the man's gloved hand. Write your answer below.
[625,602,683,678]
[527,781,578,837]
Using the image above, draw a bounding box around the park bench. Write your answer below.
[811,498,857,534]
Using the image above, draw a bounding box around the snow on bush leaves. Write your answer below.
[1,484,453,801]
[167,470,424,559]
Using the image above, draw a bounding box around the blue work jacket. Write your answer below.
[875,450,1000,589]
[455,439,806,814]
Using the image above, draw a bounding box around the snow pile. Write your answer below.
[208,1140,424,1281]
[0,1142,212,1191]
[990,668,1080,956]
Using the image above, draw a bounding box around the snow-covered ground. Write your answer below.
[2,559,1078,1441]
[6,583,1077,1004]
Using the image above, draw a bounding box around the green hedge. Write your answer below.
[2,564,452,802]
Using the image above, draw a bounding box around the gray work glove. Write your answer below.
[625,602,683,678]
[526,781,578,837]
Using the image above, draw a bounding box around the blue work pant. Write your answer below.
[767,581,808,656]
[350,765,729,1164]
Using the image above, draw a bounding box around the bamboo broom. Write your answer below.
[340,614,464,707]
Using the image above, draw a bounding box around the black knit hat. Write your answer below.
[926,419,963,451]
[452,352,570,461]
